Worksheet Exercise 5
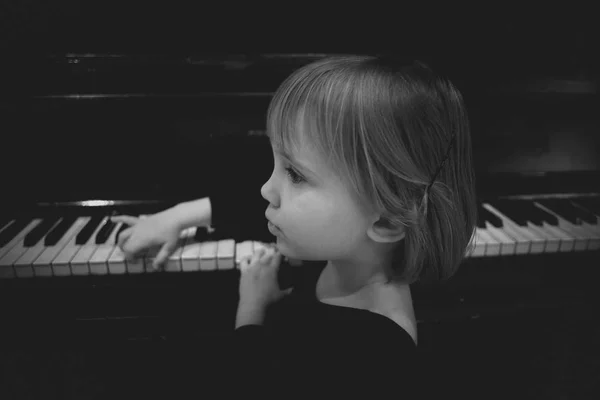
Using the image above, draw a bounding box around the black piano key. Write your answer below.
[95,218,117,244]
[528,202,558,226]
[571,197,600,218]
[44,215,78,246]
[478,203,503,228]
[487,199,528,226]
[115,223,130,245]
[567,200,598,224]
[514,200,544,226]
[23,215,61,247]
[536,199,592,225]
[194,226,213,242]
[76,216,104,245]
[0,218,32,247]
[476,204,486,228]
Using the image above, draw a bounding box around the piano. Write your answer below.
[1,53,599,346]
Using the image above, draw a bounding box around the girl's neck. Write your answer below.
[319,260,392,299]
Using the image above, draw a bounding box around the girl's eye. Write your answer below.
[285,167,305,184]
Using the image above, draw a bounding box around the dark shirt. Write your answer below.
[233,260,420,397]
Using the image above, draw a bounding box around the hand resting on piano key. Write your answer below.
[113,211,189,271]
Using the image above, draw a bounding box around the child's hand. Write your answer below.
[112,210,183,270]
[238,245,292,312]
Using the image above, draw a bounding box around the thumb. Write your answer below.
[282,287,293,296]
[153,241,176,270]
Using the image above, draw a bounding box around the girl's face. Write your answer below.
[261,126,374,263]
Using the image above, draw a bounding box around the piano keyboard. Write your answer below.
[0,213,301,279]
[1,196,599,278]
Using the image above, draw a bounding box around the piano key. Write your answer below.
[235,241,253,268]
[13,243,47,278]
[89,221,125,275]
[144,227,196,272]
[164,236,191,273]
[44,215,78,246]
[95,218,117,245]
[487,199,529,226]
[70,216,111,275]
[480,223,517,256]
[23,215,61,247]
[181,240,202,272]
[115,222,130,245]
[473,227,501,256]
[109,215,146,275]
[534,201,600,251]
[537,199,596,225]
[570,199,600,226]
[0,218,32,248]
[572,197,600,216]
[482,203,546,254]
[0,219,43,278]
[466,230,486,257]
[477,204,503,228]
[199,241,218,271]
[216,239,235,270]
[33,217,90,277]
[108,245,132,275]
[165,233,194,273]
[535,220,576,252]
[75,215,104,245]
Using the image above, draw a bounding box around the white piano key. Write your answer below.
[474,228,501,256]
[165,238,185,273]
[89,221,124,275]
[70,246,96,275]
[468,230,487,258]
[235,241,253,268]
[69,216,110,275]
[52,246,82,275]
[534,201,600,251]
[0,219,43,278]
[88,246,113,275]
[537,222,576,252]
[108,246,131,275]
[216,239,235,270]
[181,240,202,272]
[0,219,42,258]
[165,227,197,272]
[33,217,90,277]
[482,203,545,254]
[521,222,562,253]
[199,241,218,271]
[144,226,196,272]
[484,223,517,255]
[13,244,46,278]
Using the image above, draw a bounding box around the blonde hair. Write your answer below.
[266,55,477,284]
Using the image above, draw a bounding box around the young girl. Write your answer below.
[112,54,477,397]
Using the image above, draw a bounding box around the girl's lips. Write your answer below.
[268,221,282,235]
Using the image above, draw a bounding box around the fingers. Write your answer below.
[241,247,279,271]
[116,227,132,250]
[116,226,132,247]
[112,215,139,225]
[153,241,176,270]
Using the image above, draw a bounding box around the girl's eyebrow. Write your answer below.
[273,148,318,176]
